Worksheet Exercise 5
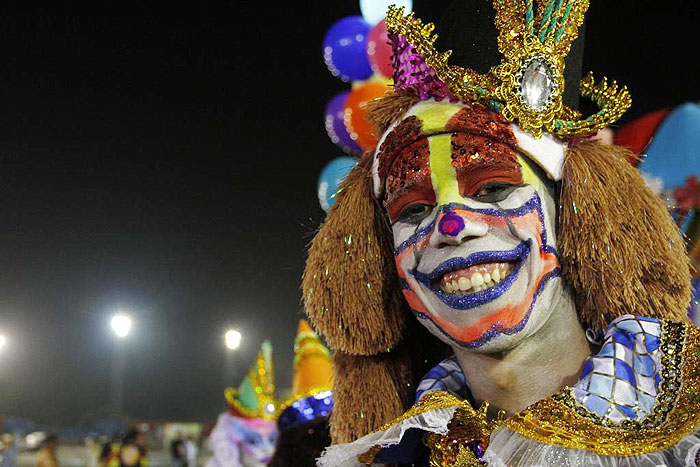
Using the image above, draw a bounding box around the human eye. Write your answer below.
[245,434,261,446]
[471,181,520,203]
[397,203,434,224]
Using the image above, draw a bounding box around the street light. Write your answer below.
[111,314,132,338]
[108,313,131,418]
[225,329,241,350]
[0,334,6,350]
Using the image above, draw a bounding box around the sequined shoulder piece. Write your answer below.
[502,319,700,456]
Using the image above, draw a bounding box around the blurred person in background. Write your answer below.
[170,433,185,467]
[36,434,58,467]
[0,434,18,467]
[184,435,198,467]
[117,430,148,467]
[83,437,100,467]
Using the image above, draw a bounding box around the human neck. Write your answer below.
[452,292,590,416]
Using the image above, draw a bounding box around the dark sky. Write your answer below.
[0,1,696,426]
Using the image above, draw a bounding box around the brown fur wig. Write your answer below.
[302,97,691,444]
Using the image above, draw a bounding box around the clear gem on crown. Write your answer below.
[518,57,556,111]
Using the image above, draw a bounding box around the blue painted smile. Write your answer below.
[411,240,531,310]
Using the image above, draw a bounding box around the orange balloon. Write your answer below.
[343,83,389,151]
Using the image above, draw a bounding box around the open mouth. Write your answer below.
[412,241,530,310]
[436,261,516,294]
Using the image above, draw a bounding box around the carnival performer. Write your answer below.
[206,341,277,467]
[302,1,700,465]
[269,319,333,467]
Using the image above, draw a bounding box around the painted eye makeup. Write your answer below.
[397,202,434,224]
[471,181,523,203]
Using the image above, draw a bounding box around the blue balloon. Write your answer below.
[639,103,700,190]
[323,16,373,82]
[325,91,362,155]
[318,157,358,212]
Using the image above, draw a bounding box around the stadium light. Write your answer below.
[111,314,132,338]
[225,329,241,350]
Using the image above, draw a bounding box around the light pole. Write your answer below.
[223,329,241,393]
[109,314,131,418]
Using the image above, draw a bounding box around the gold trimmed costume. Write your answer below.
[321,318,700,466]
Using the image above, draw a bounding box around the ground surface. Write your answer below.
[17,445,211,467]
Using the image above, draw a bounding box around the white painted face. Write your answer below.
[231,417,277,467]
[374,100,565,353]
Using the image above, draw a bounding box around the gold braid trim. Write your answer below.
[502,321,700,456]
[385,3,631,138]
[355,322,700,462]
[225,387,276,421]
[357,391,469,464]
[554,72,632,137]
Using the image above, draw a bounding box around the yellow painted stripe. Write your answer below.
[412,101,463,134]
[517,154,545,191]
[428,134,460,206]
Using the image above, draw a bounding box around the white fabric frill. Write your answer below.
[316,406,457,467]
[485,426,700,467]
[316,408,700,466]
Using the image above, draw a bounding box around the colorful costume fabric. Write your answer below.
[206,341,277,467]
[269,320,333,467]
[301,1,700,466]
[321,315,700,465]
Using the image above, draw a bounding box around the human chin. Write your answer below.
[392,187,562,353]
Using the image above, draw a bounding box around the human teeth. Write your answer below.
[438,261,516,295]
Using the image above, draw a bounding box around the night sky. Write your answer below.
[0,1,696,426]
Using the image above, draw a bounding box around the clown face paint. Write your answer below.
[209,413,278,467]
[375,100,563,352]
[234,417,277,467]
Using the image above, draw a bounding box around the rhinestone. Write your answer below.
[520,60,553,110]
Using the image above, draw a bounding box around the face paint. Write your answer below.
[230,417,278,467]
[377,100,563,352]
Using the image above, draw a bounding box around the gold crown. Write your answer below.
[385,1,631,138]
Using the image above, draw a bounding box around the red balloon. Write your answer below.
[366,20,393,78]
[344,83,389,151]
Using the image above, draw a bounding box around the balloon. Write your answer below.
[318,157,358,212]
[366,20,393,78]
[360,0,413,26]
[325,92,362,155]
[323,16,373,82]
[344,83,388,151]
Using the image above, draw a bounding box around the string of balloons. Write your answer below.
[317,0,413,213]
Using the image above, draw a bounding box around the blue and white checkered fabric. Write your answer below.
[415,355,471,402]
[414,315,664,425]
[572,315,662,424]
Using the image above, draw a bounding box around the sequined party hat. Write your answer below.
[225,340,276,420]
[276,320,333,429]
[385,0,631,138]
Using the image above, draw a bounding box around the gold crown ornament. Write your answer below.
[385,1,631,138]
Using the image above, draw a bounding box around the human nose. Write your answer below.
[429,210,488,247]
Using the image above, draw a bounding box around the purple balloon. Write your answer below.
[325,91,362,155]
[323,16,373,82]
